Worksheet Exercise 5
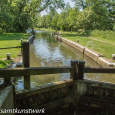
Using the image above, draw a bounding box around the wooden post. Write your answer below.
[31,28,35,35]
[7,53,11,60]
[78,61,85,80]
[71,60,78,80]
[4,77,11,85]
[22,42,30,89]
[4,58,12,84]
[12,83,16,108]
[71,60,78,112]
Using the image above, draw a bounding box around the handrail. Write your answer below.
[84,67,115,73]
[0,66,73,78]
[0,46,21,49]
[1,59,115,89]
[27,35,35,44]
[1,63,115,78]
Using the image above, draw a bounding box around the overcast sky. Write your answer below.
[40,0,75,16]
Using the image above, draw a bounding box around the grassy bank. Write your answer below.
[77,30,115,45]
[60,32,114,59]
[0,33,29,68]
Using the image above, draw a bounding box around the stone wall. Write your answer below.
[15,79,73,115]
[15,77,115,114]
[76,79,115,114]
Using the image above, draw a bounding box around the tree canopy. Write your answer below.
[38,0,115,31]
[0,0,65,32]
[1,0,115,32]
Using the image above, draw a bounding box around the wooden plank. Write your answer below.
[77,79,115,89]
[27,35,35,44]
[78,96,115,114]
[79,96,115,105]
[71,60,78,112]
[84,67,115,73]
[71,60,78,80]
[0,66,73,78]
[33,96,72,109]
[16,79,73,99]
[78,61,85,80]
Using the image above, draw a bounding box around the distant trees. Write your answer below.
[1,0,114,32]
[38,0,115,31]
[46,9,57,28]
[51,13,59,30]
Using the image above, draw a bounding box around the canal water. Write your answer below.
[15,31,115,90]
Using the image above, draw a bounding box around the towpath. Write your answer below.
[87,37,115,46]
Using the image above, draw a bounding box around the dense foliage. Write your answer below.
[0,0,115,32]
[0,0,65,33]
[0,28,2,34]
[38,0,115,31]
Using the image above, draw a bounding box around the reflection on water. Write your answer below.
[15,31,115,90]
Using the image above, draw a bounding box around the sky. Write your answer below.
[40,0,75,16]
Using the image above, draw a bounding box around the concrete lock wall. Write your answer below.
[0,85,14,115]
[54,35,115,67]
[84,48,99,62]
[57,36,85,53]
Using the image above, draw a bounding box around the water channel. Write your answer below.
[15,31,115,90]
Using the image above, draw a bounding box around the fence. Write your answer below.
[1,34,115,114]
[0,59,115,114]
[0,59,115,88]
[0,35,34,86]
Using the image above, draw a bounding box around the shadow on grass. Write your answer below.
[61,33,90,37]
[61,30,92,37]
[0,60,8,68]
[0,59,14,68]
[0,33,29,41]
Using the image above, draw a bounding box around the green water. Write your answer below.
[15,31,115,90]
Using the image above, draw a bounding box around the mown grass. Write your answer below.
[60,32,115,59]
[0,33,29,68]
[90,30,115,42]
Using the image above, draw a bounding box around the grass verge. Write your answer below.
[0,33,29,68]
[60,32,115,59]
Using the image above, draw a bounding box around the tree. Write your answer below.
[38,15,47,28]
[67,8,79,31]
[46,9,57,28]
[72,0,86,10]
[51,13,59,30]
[0,0,65,32]
[72,0,114,30]
[57,3,71,31]
[0,0,14,32]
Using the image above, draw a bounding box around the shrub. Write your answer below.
[0,28,2,34]
[0,60,7,68]
[0,60,13,68]
[90,30,115,41]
